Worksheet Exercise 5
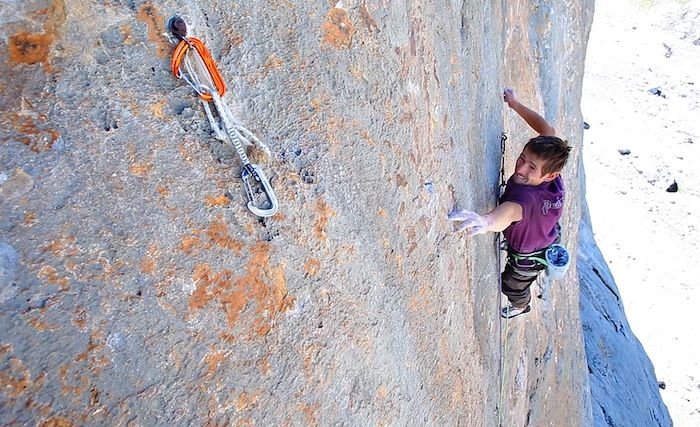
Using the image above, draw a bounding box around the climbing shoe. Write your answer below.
[501,304,531,319]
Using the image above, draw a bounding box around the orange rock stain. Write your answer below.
[206,217,244,253]
[139,244,159,274]
[40,235,78,257]
[204,194,231,207]
[303,258,321,276]
[73,308,88,331]
[7,0,65,71]
[188,243,294,333]
[202,349,226,376]
[37,265,70,291]
[129,162,153,177]
[26,316,58,332]
[23,211,38,227]
[257,355,271,375]
[178,234,201,254]
[147,101,166,118]
[38,418,75,427]
[236,391,261,412]
[0,358,31,398]
[322,8,355,49]
[298,402,319,426]
[314,199,336,241]
[8,33,53,65]
[136,3,169,58]
[7,113,61,152]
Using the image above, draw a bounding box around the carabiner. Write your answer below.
[241,164,279,217]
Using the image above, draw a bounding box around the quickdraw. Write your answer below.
[171,37,226,102]
[167,16,279,218]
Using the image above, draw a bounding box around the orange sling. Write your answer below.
[170,37,226,102]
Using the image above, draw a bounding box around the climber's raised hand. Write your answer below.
[503,87,518,109]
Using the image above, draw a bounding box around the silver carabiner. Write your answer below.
[241,164,278,217]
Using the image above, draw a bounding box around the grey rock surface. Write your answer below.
[578,162,672,427]
[0,243,20,303]
[0,0,667,425]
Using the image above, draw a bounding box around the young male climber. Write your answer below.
[449,88,571,318]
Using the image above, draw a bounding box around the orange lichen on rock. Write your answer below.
[322,8,355,48]
[37,265,70,291]
[8,32,53,65]
[23,211,38,227]
[40,235,78,257]
[140,244,159,274]
[190,264,246,325]
[156,185,170,196]
[73,308,88,331]
[257,355,271,375]
[242,246,293,336]
[129,162,153,177]
[38,417,76,427]
[219,289,248,326]
[189,243,293,333]
[26,316,59,332]
[236,391,261,411]
[7,112,61,153]
[7,0,64,69]
[136,3,169,58]
[264,54,285,70]
[0,358,31,398]
[298,402,319,426]
[206,217,244,253]
[72,331,109,376]
[204,194,231,207]
[202,348,226,376]
[190,263,217,309]
[303,258,321,276]
[148,101,166,119]
[314,199,336,241]
[178,234,201,254]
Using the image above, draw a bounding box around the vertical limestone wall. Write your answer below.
[0,0,657,426]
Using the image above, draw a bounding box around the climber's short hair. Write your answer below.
[524,135,571,176]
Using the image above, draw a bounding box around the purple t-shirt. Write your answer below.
[500,175,564,253]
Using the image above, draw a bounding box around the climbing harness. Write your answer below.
[167,16,279,218]
[504,226,569,279]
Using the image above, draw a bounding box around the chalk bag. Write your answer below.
[545,244,570,279]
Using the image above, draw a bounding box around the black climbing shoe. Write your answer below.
[501,304,531,319]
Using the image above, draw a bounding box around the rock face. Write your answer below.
[577,166,672,426]
[0,0,667,425]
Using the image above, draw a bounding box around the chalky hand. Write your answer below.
[447,209,488,236]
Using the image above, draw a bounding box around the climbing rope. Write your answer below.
[497,131,508,427]
[167,16,278,218]
[499,132,507,197]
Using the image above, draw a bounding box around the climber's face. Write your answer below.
[513,148,559,186]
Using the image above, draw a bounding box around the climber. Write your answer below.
[449,88,571,318]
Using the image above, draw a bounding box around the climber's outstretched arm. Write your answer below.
[503,88,556,137]
[448,202,523,236]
